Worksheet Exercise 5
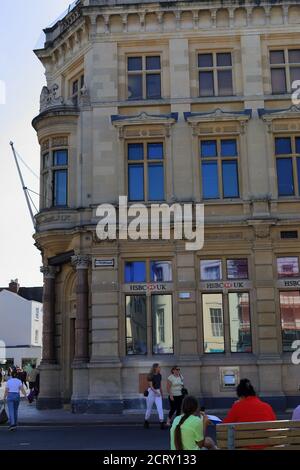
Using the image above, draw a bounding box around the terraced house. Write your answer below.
[33,0,300,412]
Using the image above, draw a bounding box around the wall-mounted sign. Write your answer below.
[179,292,191,299]
[277,279,300,288]
[199,281,252,291]
[123,283,173,295]
[94,259,115,268]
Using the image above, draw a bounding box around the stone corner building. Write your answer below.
[33,0,300,412]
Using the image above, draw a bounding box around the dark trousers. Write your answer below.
[168,395,183,419]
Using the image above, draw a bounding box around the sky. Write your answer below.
[0,0,73,287]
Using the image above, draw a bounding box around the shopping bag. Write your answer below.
[0,405,8,425]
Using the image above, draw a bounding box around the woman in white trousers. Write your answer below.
[144,363,166,429]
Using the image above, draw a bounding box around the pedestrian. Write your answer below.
[291,404,300,420]
[3,369,27,431]
[170,395,217,450]
[0,368,3,387]
[166,366,185,427]
[27,364,38,392]
[144,363,166,430]
[223,378,276,423]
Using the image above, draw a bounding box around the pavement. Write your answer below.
[0,383,294,426]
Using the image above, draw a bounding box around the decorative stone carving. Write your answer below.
[71,255,90,270]
[40,265,58,279]
[39,84,64,112]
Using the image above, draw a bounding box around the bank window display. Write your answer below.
[126,295,147,354]
[277,257,299,278]
[200,258,249,281]
[202,292,252,353]
[152,295,174,354]
[280,291,300,352]
[127,55,161,100]
[198,52,233,97]
[228,292,252,353]
[270,49,300,94]
[200,138,239,199]
[127,142,165,202]
[41,138,68,208]
[124,260,173,356]
[202,293,225,353]
[275,136,300,196]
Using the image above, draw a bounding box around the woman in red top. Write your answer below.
[223,379,276,423]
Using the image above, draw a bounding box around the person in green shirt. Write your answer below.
[170,395,217,450]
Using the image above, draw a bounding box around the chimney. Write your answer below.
[8,279,20,294]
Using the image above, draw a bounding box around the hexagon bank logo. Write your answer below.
[96,196,204,251]
[0,80,6,105]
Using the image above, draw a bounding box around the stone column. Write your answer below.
[40,266,57,364]
[72,255,90,363]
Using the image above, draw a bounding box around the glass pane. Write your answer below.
[125,261,146,282]
[53,170,67,206]
[200,260,222,281]
[198,53,213,67]
[128,57,142,71]
[202,161,219,199]
[43,173,49,206]
[270,50,285,64]
[280,291,300,352]
[151,261,172,282]
[148,143,163,160]
[289,50,300,63]
[199,71,214,96]
[290,67,300,86]
[229,293,252,353]
[128,165,144,201]
[271,68,287,93]
[277,257,299,278]
[218,70,233,95]
[128,74,143,100]
[201,140,217,158]
[128,143,144,160]
[148,163,164,201]
[276,158,294,196]
[222,160,239,198]
[221,139,237,157]
[227,259,248,280]
[72,80,78,95]
[275,137,292,155]
[146,74,161,99]
[152,294,173,354]
[126,295,147,355]
[296,138,300,154]
[43,153,49,169]
[297,157,300,195]
[146,56,161,70]
[53,150,68,166]
[202,293,224,353]
[217,53,232,67]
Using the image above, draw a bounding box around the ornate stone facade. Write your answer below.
[33,0,300,412]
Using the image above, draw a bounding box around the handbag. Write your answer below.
[0,405,8,425]
[143,389,149,397]
[181,387,188,396]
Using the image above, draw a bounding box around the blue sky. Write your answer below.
[0,1,72,287]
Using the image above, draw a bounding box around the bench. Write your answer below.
[216,420,300,450]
